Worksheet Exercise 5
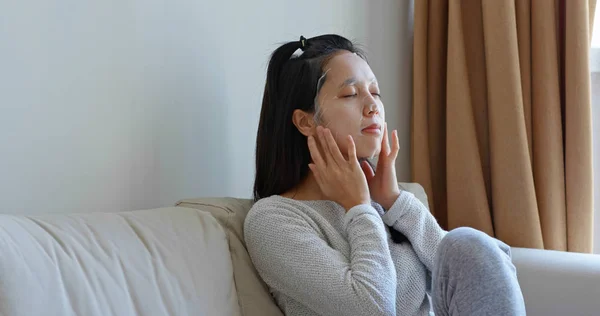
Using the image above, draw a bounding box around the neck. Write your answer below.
[283,171,326,201]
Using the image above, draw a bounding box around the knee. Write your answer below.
[437,227,511,264]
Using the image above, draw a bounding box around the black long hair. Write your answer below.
[253,34,366,201]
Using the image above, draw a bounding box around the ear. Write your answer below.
[292,109,316,136]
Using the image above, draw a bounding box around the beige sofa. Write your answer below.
[0,183,598,316]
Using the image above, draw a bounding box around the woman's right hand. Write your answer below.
[307,126,371,212]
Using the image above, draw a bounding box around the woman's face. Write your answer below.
[313,51,385,159]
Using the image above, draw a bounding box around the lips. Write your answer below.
[361,123,381,134]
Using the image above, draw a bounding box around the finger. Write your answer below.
[307,136,326,167]
[390,129,400,160]
[347,135,359,166]
[308,163,321,182]
[317,126,333,164]
[382,122,391,156]
[308,163,316,174]
[324,128,346,166]
[308,163,325,189]
[320,128,338,167]
[360,160,375,182]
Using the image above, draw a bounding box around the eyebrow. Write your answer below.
[338,77,378,89]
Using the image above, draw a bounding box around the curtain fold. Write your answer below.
[412,0,595,253]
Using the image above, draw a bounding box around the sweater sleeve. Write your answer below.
[244,203,397,316]
[381,191,447,272]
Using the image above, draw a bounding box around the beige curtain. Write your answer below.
[412,0,595,253]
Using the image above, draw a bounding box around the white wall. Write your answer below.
[0,0,413,214]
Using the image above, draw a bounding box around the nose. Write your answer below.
[363,102,379,117]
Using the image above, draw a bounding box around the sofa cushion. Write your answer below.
[175,182,429,316]
[175,197,284,316]
[0,207,240,316]
[511,247,600,316]
[398,182,430,208]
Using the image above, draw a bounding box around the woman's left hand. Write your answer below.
[360,122,401,210]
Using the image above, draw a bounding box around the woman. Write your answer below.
[245,34,525,316]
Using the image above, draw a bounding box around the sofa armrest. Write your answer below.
[511,247,600,316]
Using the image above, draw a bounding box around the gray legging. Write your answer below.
[432,227,526,315]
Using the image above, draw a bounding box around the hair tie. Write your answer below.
[299,36,307,50]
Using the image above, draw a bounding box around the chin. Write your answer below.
[356,142,381,159]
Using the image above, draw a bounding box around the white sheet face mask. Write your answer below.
[311,68,385,160]
[314,72,383,125]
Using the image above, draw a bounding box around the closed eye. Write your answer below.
[343,94,358,98]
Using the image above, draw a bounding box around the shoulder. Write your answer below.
[247,195,306,221]
[245,196,315,234]
[244,196,325,252]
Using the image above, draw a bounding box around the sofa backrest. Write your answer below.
[0,207,241,316]
[175,182,430,316]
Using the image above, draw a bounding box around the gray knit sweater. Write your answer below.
[244,190,447,316]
